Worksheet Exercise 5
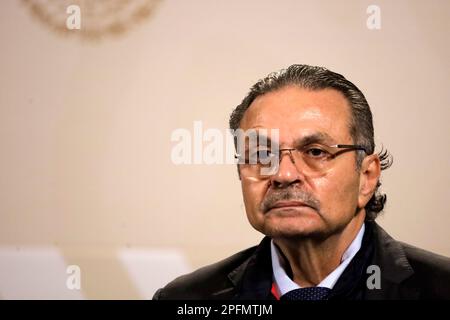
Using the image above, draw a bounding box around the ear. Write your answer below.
[358,154,381,209]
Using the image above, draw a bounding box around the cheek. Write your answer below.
[311,170,360,216]
[241,180,266,218]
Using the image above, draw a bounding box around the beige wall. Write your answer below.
[0,0,449,299]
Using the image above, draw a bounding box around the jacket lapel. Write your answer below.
[227,237,274,300]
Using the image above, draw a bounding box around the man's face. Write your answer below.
[239,86,364,240]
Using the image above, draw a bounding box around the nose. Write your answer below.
[270,150,302,188]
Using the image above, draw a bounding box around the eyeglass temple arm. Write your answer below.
[333,144,368,153]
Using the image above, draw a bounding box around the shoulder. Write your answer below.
[365,222,450,299]
[401,241,450,276]
[371,222,450,276]
[153,245,258,300]
[401,242,450,298]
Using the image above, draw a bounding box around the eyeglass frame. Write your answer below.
[235,144,368,177]
[236,144,367,162]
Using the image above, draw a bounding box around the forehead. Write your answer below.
[240,86,353,144]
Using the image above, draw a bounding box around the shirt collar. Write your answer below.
[271,223,365,297]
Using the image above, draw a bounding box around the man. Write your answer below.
[154,64,450,300]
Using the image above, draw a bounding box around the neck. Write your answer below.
[273,210,365,287]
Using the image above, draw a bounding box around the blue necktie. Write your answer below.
[281,287,332,300]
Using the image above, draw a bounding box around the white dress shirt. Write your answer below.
[270,223,365,297]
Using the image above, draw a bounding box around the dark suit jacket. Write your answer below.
[153,222,450,300]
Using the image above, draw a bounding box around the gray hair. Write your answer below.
[229,64,392,220]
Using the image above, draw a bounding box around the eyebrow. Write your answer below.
[239,131,276,146]
[293,132,336,146]
[241,131,336,148]
[257,132,336,145]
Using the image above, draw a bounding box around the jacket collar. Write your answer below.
[371,222,414,282]
[365,222,420,299]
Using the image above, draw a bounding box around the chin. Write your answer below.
[258,214,329,240]
[264,225,327,240]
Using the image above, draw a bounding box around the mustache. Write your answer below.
[261,187,321,213]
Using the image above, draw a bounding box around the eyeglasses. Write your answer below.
[235,143,367,180]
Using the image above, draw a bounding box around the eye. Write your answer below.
[256,150,273,162]
[305,147,329,158]
[248,149,274,164]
